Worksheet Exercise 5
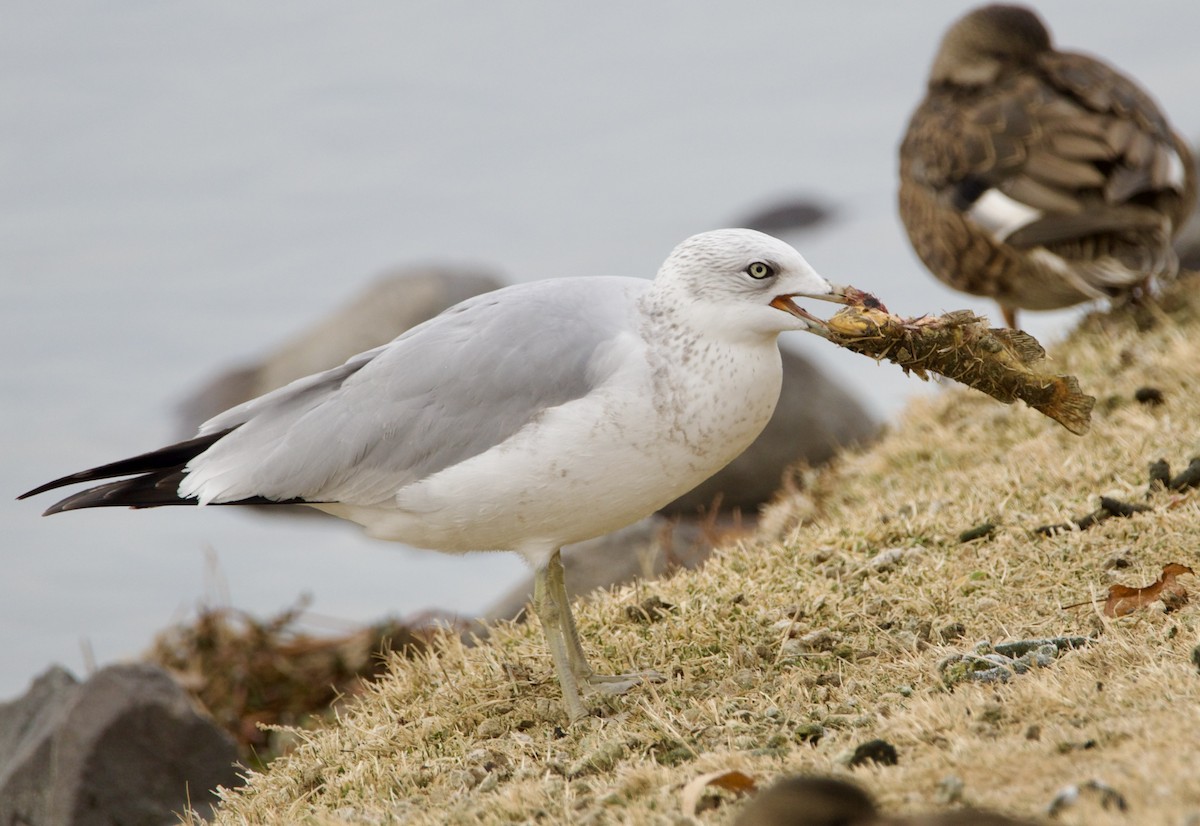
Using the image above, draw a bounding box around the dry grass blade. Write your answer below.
[816,294,1094,434]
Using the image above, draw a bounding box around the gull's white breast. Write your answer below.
[317,324,784,567]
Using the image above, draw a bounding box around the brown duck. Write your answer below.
[899,4,1195,329]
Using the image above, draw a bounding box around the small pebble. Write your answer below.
[1169,457,1200,491]
[938,622,967,643]
[936,774,965,805]
[793,723,826,744]
[625,595,674,624]
[1103,553,1131,570]
[958,522,995,543]
[847,738,898,767]
[1148,458,1171,494]
[1134,386,1165,405]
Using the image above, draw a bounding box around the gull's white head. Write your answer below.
[654,228,844,340]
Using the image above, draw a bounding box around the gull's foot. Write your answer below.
[583,669,666,696]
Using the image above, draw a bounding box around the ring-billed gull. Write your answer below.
[20,228,847,721]
[899,3,1195,329]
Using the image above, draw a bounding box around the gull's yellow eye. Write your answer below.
[746,261,775,280]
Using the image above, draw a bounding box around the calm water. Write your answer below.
[4,1,1197,699]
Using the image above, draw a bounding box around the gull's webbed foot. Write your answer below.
[584,669,665,696]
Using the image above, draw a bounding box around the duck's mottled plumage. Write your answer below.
[900,4,1195,328]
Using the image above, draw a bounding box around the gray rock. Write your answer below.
[0,666,79,824]
[734,196,834,236]
[0,663,240,826]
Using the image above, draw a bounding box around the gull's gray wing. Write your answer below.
[180,276,645,506]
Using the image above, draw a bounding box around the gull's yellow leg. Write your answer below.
[545,549,663,697]
[533,552,589,722]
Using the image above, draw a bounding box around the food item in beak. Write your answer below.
[809,289,1094,435]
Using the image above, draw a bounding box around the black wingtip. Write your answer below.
[19,478,76,501]
[28,472,312,515]
[17,430,235,508]
[31,471,195,514]
[18,427,318,514]
[41,499,81,516]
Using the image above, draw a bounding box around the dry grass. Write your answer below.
[201,276,1200,825]
[147,599,428,767]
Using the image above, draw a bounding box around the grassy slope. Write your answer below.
[205,278,1200,825]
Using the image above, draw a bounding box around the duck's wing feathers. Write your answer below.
[903,55,1193,243]
[1040,50,1194,216]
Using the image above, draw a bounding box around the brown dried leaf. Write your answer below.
[680,769,759,817]
[1103,563,1195,617]
[815,293,1095,434]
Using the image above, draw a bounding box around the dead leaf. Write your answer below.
[680,769,758,817]
[1104,563,1194,617]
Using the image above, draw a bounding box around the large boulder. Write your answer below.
[0,663,240,825]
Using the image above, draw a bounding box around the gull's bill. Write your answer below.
[770,283,856,330]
